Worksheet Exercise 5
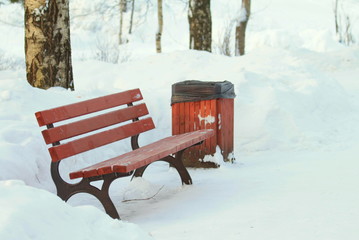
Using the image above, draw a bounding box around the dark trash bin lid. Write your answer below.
[171,80,236,105]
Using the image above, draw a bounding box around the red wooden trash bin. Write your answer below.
[171,80,236,168]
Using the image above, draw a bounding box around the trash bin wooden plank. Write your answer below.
[217,98,235,162]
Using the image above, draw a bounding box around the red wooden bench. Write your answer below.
[35,89,214,219]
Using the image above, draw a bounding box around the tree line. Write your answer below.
[23,0,250,91]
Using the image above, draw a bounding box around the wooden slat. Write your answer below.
[69,129,214,179]
[42,104,149,144]
[179,102,185,134]
[189,102,195,132]
[193,100,200,159]
[209,99,217,153]
[185,102,190,133]
[49,118,155,162]
[172,103,179,135]
[35,89,143,126]
[217,98,234,161]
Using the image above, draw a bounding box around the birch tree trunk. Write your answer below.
[235,0,250,56]
[129,0,135,35]
[119,0,126,45]
[156,0,163,53]
[25,0,74,90]
[188,0,212,52]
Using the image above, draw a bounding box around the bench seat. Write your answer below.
[70,129,213,179]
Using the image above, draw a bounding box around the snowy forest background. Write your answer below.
[1,0,359,240]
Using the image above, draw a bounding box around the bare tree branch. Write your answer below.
[122,185,165,203]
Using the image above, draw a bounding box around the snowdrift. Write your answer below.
[1,0,359,239]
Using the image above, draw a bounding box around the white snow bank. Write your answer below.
[1,48,359,191]
[0,180,154,240]
[135,147,359,240]
[1,0,359,239]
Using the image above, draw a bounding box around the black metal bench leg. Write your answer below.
[74,177,120,219]
[84,184,120,219]
[98,194,120,219]
[52,161,121,219]
[132,165,148,179]
[59,180,120,219]
[94,175,120,219]
[171,150,192,185]
[131,150,192,185]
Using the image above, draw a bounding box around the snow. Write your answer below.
[238,6,247,23]
[1,0,359,239]
[198,113,216,124]
[0,180,153,240]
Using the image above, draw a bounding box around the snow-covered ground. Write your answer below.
[1,0,359,239]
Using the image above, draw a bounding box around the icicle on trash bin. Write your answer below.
[171,80,236,168]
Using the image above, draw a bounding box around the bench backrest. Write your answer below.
[35,89,155,162]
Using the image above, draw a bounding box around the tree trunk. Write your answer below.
[188,0,212,52]
[129,0,135,35]
[334,0,339,35]
[25,0,74,90]
[235,0,250,56]
[119,0,125,45]
[156,0,163,53]
[122,0,127,12]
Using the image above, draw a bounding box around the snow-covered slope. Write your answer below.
[0,0,359,239]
